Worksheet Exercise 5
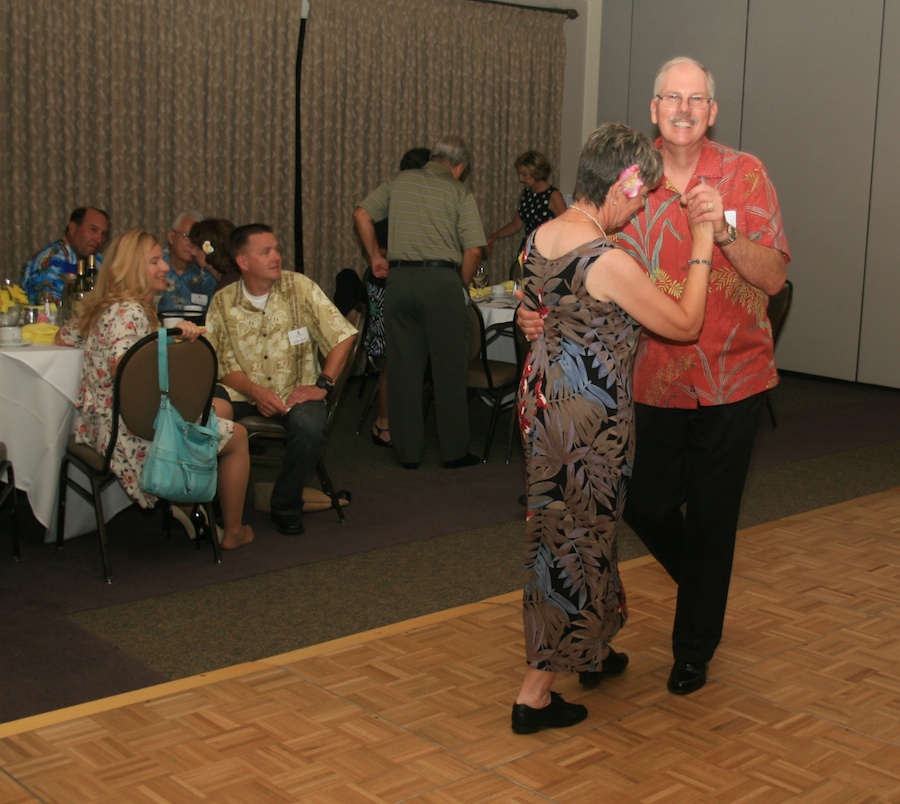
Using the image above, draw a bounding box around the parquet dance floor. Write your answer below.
[2,489,900,802]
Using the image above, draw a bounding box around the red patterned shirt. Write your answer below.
[615,138,791,408]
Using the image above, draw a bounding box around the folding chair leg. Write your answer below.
[1,461,19,560]
[481,395,504,463]
[315,461,346,524]
[354,377,380,435]
[505,405,519,464]
[88,473,113,583]
[203,502,222,564]
[56,458,70,550]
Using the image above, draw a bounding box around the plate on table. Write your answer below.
[481,296,518,308]
[0,341,32,348]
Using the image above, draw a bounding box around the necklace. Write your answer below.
[570,205,608,239]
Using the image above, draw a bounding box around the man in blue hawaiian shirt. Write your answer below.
[157,210,218,314]
[20,207,110,304]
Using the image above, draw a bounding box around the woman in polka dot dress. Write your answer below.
[487,150,568,255]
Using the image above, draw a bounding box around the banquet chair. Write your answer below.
[240,303,367,524]
[56,332,221,582]
[0,442,20,560]
[467,304,522,462]
[766,279,794,427]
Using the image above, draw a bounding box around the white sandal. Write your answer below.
[170,505,198,539]
[170,505,224,543]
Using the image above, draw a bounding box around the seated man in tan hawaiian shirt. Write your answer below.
[204,224,357,535]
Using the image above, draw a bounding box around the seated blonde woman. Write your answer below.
[58,229,254,549]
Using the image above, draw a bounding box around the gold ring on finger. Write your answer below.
[706,202,713,212]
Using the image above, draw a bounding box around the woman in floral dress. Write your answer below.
[67,230,254,550]
[511,123,714,733]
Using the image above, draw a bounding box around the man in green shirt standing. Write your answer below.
[354,136,486,469]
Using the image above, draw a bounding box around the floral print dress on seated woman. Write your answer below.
[517,235,641,673]
[73,301,233,508]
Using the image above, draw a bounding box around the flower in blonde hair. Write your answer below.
[202,240,215,255]
[618,164,644,198]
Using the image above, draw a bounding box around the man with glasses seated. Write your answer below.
[518,56,790,697]
[157,210,218,316]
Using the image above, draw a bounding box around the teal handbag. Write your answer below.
[140,329,220,502]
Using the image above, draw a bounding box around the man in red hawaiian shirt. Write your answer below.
[518,56,790,695]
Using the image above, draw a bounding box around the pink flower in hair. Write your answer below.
[618,164,644,198]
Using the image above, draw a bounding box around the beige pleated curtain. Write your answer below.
[299,0,567,293]
[0,0,301,284]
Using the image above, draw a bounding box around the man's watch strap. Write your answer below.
[315,374,335,397]
[714,223,738,247]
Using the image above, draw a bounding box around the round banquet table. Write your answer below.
[0,343,132,541]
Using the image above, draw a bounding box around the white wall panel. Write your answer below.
[741,0,882,381]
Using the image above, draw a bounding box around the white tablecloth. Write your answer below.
[0,343,132,541]
[475,298,518,364]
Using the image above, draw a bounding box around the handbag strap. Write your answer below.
[156,327,170,394]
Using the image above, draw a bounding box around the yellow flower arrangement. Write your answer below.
[0,281,28,314]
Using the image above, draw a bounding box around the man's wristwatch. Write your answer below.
[714,223,738,247]
[315,374,335,398]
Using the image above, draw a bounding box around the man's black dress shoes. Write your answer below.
[271,512,305,535]
[667,661,707,695]
[511,691,587,734]
[443,452,481,468]
[578,647,629,688]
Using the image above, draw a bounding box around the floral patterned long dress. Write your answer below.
[73,301,233,508]
[517,236,641,673]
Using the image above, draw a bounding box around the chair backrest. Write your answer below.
[114,331,218,442]
[324,303,368,434]
[468,303,521,392]
[767,279,794,345]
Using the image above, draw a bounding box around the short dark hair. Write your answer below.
[229,223,274,255]
[399,147,430,171]
[69,206,110,227]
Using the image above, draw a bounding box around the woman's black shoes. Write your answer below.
[511,691,587,734]
[578,647,629,688]
[371,424,392,447]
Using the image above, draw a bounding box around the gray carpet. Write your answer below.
[3,371,899,722]
[68,372,900,681]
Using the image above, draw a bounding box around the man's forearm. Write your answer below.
[721,236,786,296]
[353,207,382,265]
[220,371,260,402]
[321,334,356,383]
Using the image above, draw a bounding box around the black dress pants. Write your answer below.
[385,265,471,464]
[624,393,764,664]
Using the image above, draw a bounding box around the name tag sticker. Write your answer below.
[191,293,208,306]
[725,210,737,227]
[288,327,310,346]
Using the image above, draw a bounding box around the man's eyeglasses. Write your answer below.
[170,230,191,239]
[655,94,712,109]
